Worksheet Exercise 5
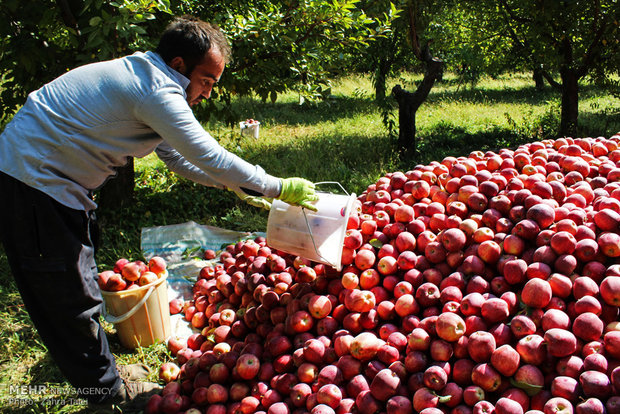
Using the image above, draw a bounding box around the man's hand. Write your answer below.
[278,178,319,211]
[231,190,272,210]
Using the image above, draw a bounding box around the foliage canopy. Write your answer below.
[0,0,392,124]
[0,0,617,135]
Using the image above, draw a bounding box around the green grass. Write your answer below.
[0,71,618,413]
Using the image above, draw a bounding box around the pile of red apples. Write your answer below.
[147,134,620,414]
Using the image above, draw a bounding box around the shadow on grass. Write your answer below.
[223,81,614,129]
[224,94,377,127]
[425,83,560,106]
[577,108,620,137]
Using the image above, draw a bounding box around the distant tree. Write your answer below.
[427,3,522,88]
[388,0,445,153]
[465,0,620,136]
[1,0,390,122]
[349,0,407,102]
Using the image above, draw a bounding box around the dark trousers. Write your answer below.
[0,172,121,403]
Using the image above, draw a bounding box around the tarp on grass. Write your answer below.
[140,220,265,339]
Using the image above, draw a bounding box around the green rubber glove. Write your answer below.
[278,178,319,211]
[231,190,272,210]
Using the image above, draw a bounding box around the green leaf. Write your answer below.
[89,16,102,26]
[510,377,543,396]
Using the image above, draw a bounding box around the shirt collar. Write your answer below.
[147,51,190,91]
[167,65,191,91]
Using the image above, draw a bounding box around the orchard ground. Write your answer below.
[0,72,618,413]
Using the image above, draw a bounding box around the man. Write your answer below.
[0,15,318,409]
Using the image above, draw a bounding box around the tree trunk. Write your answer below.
[533,67,545,91]
[375,57,391,102]
[393,85,417,151]
[97,159,135,209]
[375,66,387,102]
[392,51,443,152]
[559,67,579,137]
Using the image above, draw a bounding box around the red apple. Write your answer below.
[105,272,128,291]
[471,363,502,392]
[516,334,546,365]
[138,271,158,286]
[514,364,545,397]
[121,261,142,282]
[350,332,383,361]
[370,368,401,401]
[572,312,604,342]
[600,276,620,306]
[544,397,574,414]
[496,397,525,414]
[551,376,580,402]
[579,370,612,398]
[290,310,314,333]
[159,362,181,383]
[467,331,497,363]
[354,249,376,271]
[316,383,343,408]
[148,255,167,275]
[576,398,606,414]
[308,294,333,319]
[491,344,520,377]
[544,328,577,358]
[521,278,552,308]
[435,312,466,342]
[236,353,260,380]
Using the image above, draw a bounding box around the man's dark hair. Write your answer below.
[156,15,231,74]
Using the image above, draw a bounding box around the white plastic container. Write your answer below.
[266,186,356,271]
[240,121,260,139]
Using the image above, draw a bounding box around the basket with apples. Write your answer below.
[98,256,168,292]
[99,256,172,349]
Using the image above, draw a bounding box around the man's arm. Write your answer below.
[154,141,225,189]
[136,86,281,198]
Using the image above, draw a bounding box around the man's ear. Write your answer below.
[169,56,187,75]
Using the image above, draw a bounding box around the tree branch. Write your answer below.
[497,0,532,24]
[498,0,560,51]
[392,43,443,112]
[541,70,562,90]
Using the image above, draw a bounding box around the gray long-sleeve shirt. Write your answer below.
[0,51,281,211]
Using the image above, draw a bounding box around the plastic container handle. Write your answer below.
[102,286,155,324]
[313,181,350,196]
